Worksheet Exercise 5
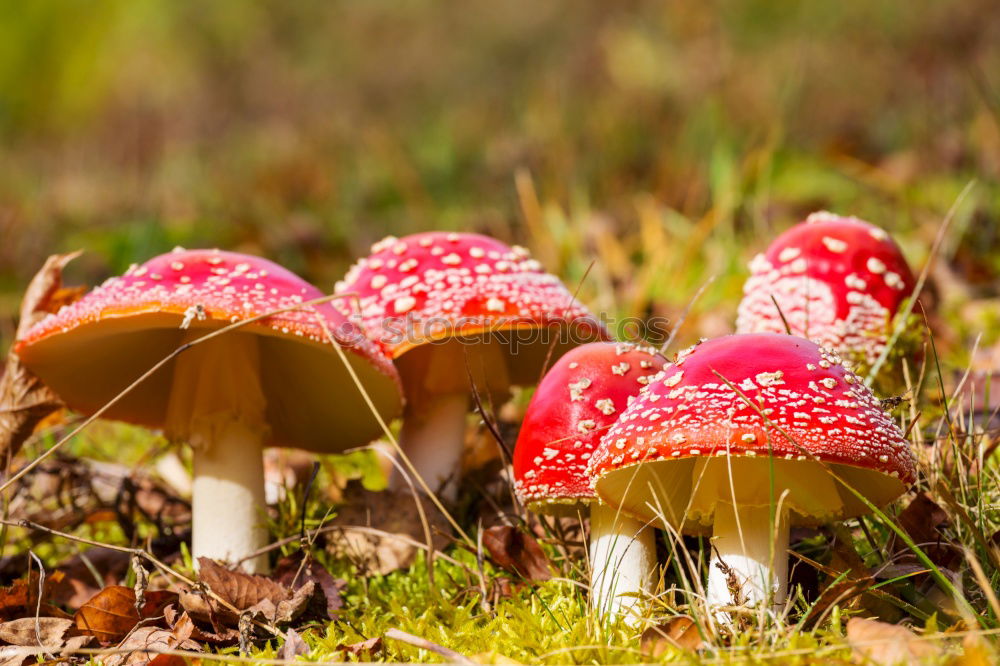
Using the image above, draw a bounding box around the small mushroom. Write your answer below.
[16,248,402,572]
[588,333,915,618]
[336,232,607,498]
[513,342,666,622]
[736,212,915,367]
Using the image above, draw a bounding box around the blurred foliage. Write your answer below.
[0,0,999,354]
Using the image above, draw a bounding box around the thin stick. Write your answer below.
[661,275,716,354]
[2,518,286,639]
[313,315,473,550]
[384,628,475,664]
[0,292,356,495]
[866,179,976,384]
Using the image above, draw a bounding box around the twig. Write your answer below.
[661,274,716,354]
[314,314,474,549]
[1,518,287,640]
[866,179,976,383]
[384,628,475,664]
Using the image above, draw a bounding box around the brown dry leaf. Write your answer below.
[272,554,346,619]
[180,558,315,626]
[326,486,450,575]
[0,571,68,621]
[482,525,551,582]
[0,252,81,463]
[163,606,238,645]
[846,617,941,664]
[281,627,309,661]
[75,585,140,644]
[196,558,288,610]
[0,617,77,646]
[640,616,704,656]
[337,636,383,659]
[897,492,956,567]
[101,623,201,666]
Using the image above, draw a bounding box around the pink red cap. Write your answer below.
[736,212,915,364]
[16,248,402,451]
[589,334,915,526]
[335,232,608,361]
[512,342,667,514]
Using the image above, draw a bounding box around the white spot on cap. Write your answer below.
[394,296,417,314]
[755,370,785,386]
[778,247,801,262]
[821,237,848,253]
[867,257,887,274]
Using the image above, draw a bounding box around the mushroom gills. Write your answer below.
[596,456,906,530]
[166,330,270,573]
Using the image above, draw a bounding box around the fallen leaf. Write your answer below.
[180,558,315,626]
[75,586,140,644]
[281,627,309,661]
[163,606,239,645]
[846,617,941,664]
[101,624,202,666]
[0,570,68,621]
[196,559,288,610]
[139,591,179,620]
[272,554,346,619]
[482,525,551,582]
[0,617,75,646]
[0,252,81,462]
[337,636,383,659]
[640,616,704,656]
[897,493,954,566]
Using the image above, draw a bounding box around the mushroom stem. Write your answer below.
[166,331,270,573]
[707,502,789,619]
[391,392,468,500]
[589,503,656,624]
[192,417,268,573]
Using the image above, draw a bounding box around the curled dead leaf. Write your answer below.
[272,553,346,620]
[180,558,314,627]
[0,570,68,621]
[101,624,202,666]
[0,252,82,463]
[640,616,705,656]
[482,525,551,582]
[281,627,309,661]
[337,636,383,659]
[846,617,941,664]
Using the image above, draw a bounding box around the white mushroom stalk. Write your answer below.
[706,502,789,616]
[166,330,269,573]
[393,391,469,495]
[589,503,656,623]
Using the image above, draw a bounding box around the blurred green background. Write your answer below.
[2,0,999,350]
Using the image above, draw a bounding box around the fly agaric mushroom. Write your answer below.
[588,333,915,617]
[16,248,402,572]
[336,232,607,498]
[513,342,666,622]
[736,212,915,367]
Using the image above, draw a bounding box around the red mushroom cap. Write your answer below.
[16,248,402,451]
[335,232,608,390]
[736,212,915,364]
[588,334,915,529]
[512,342,667,514]
[337,232,607,353]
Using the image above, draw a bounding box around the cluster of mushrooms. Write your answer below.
[14,212,919,626]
